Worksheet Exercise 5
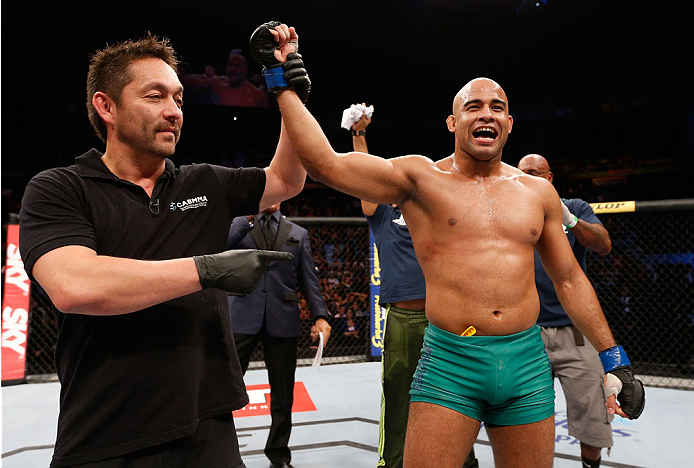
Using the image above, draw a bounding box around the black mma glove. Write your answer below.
[283,52,311,103]
[600,345,646,419]
[193,249,293,295]
[249,21,311,103]
[249,21,283,67]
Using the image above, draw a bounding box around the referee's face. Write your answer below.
[115,58,183,159]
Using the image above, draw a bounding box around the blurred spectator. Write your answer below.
[341,308,361,340]
[178,64,219,105]
[214,49,269,108]
[250,72,267,91]
[203,64,217,79]
[179,50,269,108]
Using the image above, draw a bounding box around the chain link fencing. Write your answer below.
[7,199,694,389]
[587,200,694,389]
[251,217,372,370]
[24,284,59,381]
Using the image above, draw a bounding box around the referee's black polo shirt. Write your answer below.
[19,148,265,467]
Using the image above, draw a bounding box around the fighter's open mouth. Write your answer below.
[472,127,498,140]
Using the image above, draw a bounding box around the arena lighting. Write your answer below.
[515,0,550,16]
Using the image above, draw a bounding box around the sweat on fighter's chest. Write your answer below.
[430,189,543,239]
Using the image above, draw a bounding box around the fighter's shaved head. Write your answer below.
[453,77,508,114]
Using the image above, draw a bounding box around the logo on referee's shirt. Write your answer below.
[169,195,208,212]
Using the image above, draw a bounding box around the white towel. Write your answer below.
[341,104,374,130]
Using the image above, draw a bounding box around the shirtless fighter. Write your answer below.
[249,22,645,468]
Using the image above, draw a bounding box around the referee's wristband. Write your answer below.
[351,129,366,137]
[564,215,578,229]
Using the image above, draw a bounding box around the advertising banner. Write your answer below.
[233,382,316,417]
[2,224,31,383]
[369,229,386,358]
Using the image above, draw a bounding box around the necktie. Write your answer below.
[262,216,276,249]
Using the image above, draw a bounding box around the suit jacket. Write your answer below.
[227,213,329,337]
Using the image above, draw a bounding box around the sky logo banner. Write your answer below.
[2,224,31,383]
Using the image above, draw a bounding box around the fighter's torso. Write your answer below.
[401,161,546,336]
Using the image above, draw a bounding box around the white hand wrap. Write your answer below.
[605,372,623,398]
[561,202,578,228]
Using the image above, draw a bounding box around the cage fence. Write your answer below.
[8,201,694,389]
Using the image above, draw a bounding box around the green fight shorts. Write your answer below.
[410,323,555,426]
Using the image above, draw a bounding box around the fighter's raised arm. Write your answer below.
[257,25,307,210]
[250,22,428,207]
[283,90,428,205]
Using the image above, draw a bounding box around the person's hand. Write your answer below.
[193,249,293,295]
[604,374,624,417]
[352,103,373,132]
[249,21,309,102]
[247,214,258,222]
[270,25,309,102]
[249,21,291,67]
[281,53,311,103]
[309,325,319,349]
[600,346,645,419]
[248,22,297,64]
[268,24,298,63]
[561,201,578,228]
[313,317,332,346]
[604,368,645,419]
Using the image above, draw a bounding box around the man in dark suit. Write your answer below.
[228,202,332,468]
